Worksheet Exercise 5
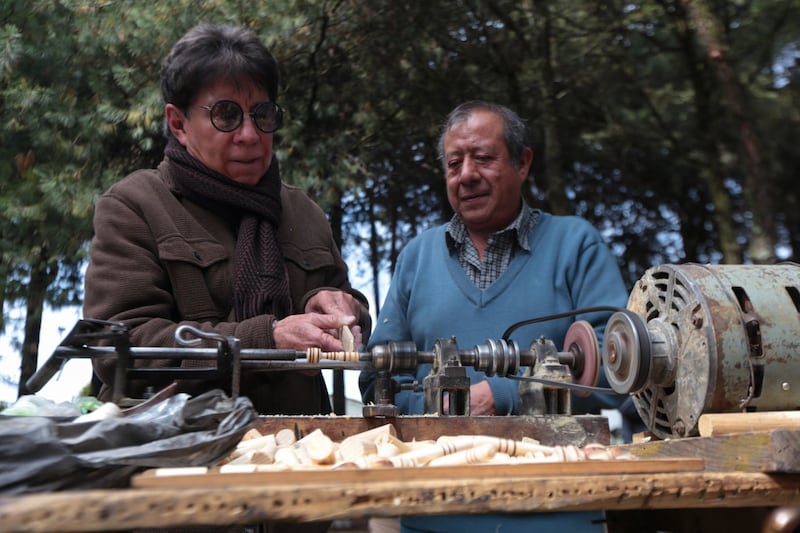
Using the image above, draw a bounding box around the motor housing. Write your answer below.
[603,263,800,439]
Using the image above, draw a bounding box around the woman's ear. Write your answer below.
[164,103,188,144]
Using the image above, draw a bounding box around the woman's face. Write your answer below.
[166,79,274,185]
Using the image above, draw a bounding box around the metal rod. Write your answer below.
[50,345,371,361]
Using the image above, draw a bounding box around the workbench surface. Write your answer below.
[1,469,798,532]
[2,417,799,533]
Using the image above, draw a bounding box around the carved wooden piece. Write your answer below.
[216,420,624,470]
[339,325,355,353]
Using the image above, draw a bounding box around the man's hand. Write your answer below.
[272,290,364,352]
[469,380,496,415]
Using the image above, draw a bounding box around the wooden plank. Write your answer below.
[618,429,800,473]
[2,471,799,532]
[254,414,610,447]
[698,411,800,436]
[131,458,705,489]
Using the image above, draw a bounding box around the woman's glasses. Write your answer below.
[197,100,284,133]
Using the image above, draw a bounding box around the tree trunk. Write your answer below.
[19,259,57,397]
[0,253,7,333]
[683,0,775,264]
[389,197,400,274]
[327,189,346,415]
[704,160,741,263]
[368,193,381,317]
[533,0,571,215]
[675,3,741,263]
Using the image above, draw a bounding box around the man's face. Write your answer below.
[443,110,532,237]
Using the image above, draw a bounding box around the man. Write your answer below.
[360,101,629,532]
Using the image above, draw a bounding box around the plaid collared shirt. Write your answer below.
[446,203,538,289]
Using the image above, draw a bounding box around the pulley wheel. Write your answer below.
[602,311,650,394]
[563,320,600,397]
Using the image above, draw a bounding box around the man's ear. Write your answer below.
[518,146,534,182]
[164,103,188,144]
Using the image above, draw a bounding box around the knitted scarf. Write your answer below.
[165,137,292,321]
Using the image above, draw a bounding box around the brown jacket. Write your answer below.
[83,161,370,414]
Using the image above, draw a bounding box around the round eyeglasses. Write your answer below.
[197,100,284,134]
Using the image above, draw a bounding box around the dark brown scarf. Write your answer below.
[165,137,292,321]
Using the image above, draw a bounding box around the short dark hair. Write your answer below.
[437,101,530,172]
[160,23,280,111]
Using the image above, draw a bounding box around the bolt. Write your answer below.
[607,343,618,364]
[783,382,791,391]
[691,314,703,328]
[638,280,647,291]
[672,420,686,437]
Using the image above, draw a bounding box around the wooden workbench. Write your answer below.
[1,417,799,533]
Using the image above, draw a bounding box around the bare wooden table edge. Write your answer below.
[2,471,799,532]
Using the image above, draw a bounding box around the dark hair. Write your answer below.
[437,101,530,172]
[160,23,279,112]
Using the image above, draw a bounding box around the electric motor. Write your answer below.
[602,263,800,439]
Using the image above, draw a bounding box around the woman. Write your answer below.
[83,23,370,417]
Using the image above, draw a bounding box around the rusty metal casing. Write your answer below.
[606,263,800,439]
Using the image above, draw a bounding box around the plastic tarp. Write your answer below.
[0,389,257,494]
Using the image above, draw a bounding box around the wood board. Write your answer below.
[5,470,800,532]
[132,457,705,489]
[618,429,800,473]
[253,414,611,447]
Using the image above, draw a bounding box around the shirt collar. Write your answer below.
[446,202,536,251]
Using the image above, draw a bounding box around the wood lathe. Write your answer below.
[6,262,800,532]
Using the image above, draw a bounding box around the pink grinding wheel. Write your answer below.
[563,320,600,397]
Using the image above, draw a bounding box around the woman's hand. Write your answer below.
[304,290,363,319]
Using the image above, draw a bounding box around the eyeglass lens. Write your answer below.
[206,100,282,133]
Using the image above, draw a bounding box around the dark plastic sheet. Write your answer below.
[0,389,256,494]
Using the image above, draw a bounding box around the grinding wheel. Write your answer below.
[563,320,600,397]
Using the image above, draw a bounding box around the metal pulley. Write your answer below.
[602,263,800,439]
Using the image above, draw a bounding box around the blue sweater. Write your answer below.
[364,211,629,415]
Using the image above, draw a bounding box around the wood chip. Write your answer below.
[340,325,355,352]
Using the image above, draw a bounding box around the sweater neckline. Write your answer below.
[441,213,550,306]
